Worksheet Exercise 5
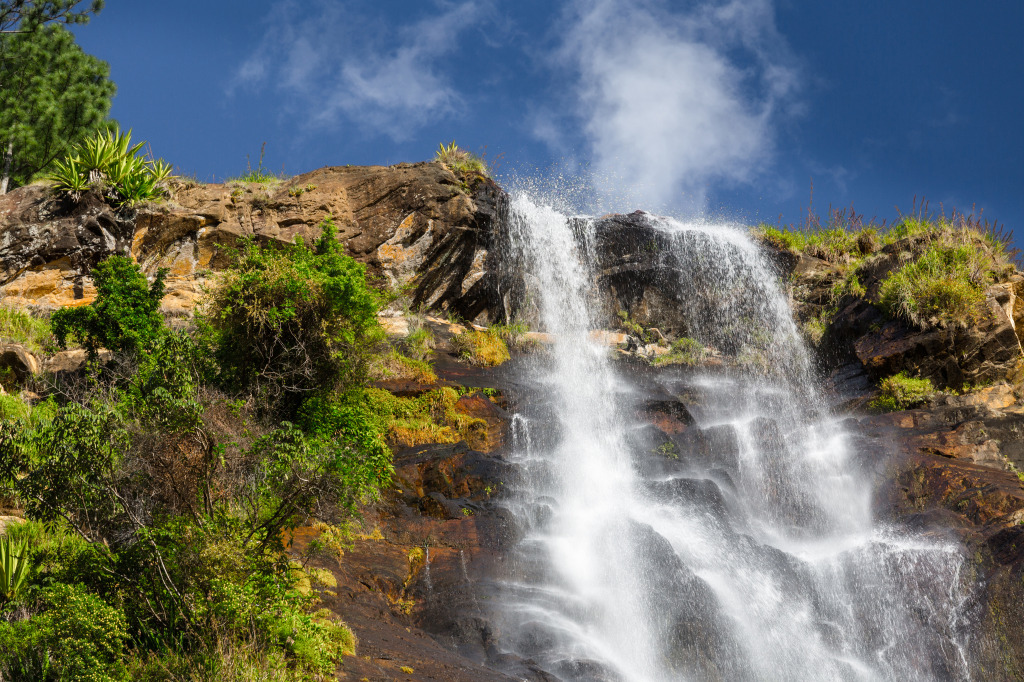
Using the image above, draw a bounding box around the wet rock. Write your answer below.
[681,423,741,473]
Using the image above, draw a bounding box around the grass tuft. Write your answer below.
[450,329,510,367]
[878,242,995,328]
[0,307,56,355]
[435,141,488,177]
[869,372,933,412]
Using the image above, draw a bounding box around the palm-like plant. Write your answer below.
[49,156,89,199]
[0,534,30,602]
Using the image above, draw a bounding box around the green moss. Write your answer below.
[369,348,437,384]
[652,337,708,366]
[869,372,933,412]
[364,387,487,448]
[450,329,510,367]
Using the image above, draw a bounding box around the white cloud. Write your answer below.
[232,1,487,140]
[555,0,800,211]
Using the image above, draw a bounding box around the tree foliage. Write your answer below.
[0,21,114,192]
[0,0,103,33]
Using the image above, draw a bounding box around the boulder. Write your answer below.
[0,344,39,381]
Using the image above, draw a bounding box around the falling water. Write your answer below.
[495,193,974,681]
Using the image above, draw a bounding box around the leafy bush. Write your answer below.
[48,127,172,206]
[51,256,167,356]
[869,372,933,412]
[450,329,510,367]
[878,243,994,328]
[0,583,130,682]
[435,141,488,176]
[207,217,383,414]
[0,306,56,355]
[0,394,30,422]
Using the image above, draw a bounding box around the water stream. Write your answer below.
[495,193,974,681]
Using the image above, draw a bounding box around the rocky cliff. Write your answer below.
[0,163,512,324]
[5,166,1024,678]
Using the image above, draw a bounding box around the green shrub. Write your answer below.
[0,583,129,682]
[51,256,167,356]
[869,372,933,412]
[435,141,488,176]
[0,307,56,355]
[878,243,994,328]
[207,217,384,414]
[48,127,172,206]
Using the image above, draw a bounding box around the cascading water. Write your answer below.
[495,192,975,681]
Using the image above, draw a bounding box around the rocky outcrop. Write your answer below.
[765,237,1024,391]
[1,164,512,325]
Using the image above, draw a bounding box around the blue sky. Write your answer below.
[74,0,1023,242]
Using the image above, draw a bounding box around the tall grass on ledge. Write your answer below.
[435,141,488,176]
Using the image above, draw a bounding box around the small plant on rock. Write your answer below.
[878,242,996,329]
[869,372,934,412]
[435,141,488,176]
[450,329,510,367]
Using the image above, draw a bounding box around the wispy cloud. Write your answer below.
[553,0,801,211]
[232,0,489,141]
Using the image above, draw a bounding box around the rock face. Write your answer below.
[1,164,512,324]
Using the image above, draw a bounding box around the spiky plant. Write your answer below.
[47,126,173,207]
[0,534,30,603]
[435,140,488,176]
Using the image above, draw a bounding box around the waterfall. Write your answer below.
[495,192,974,681]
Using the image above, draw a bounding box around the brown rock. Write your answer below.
[1,164,514,326]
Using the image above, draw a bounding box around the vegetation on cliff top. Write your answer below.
[758,205,1016,330]
[0,218,392,679]
[435,141,488,177]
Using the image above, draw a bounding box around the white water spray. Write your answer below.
[496,193,974,681]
